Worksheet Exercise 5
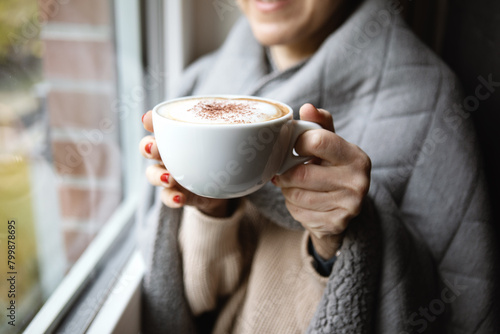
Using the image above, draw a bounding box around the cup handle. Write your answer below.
[277,120,322,175]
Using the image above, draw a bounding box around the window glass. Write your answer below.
[0,0,123,331]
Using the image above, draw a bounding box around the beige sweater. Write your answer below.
[179,199,329,334]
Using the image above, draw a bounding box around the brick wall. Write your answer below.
[38,0,121,264]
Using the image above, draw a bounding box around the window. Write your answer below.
[0,0,144,332]
[1,0,240,331]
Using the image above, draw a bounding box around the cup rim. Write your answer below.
[152,94,293,127]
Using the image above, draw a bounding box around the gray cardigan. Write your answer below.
[138,0,498,332]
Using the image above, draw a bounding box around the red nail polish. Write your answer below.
[160,173,169,184]
[173,195,181,204]
[271,176,277,185]
[145,142,153,154]
[141,113,146,123]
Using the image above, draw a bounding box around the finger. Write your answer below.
[282,186,364,216]
[160,184,229,215]
[274,163,366,192]
[284,201,351,237]
[281,187,336,212]
[274,164,337,191]
[145,164,177,188]
[139,135,162,161]
[295,129,365,166]
[298,103,335,132]
[160,187,185,208]
[142,110,154,133]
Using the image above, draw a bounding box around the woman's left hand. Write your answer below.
[272,104,371,260]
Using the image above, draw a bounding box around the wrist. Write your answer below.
[310,233,343,260]
[308,237,338,277]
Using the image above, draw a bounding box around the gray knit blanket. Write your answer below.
[138,0,498,332]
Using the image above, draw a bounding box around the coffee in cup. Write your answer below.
[160,97,289,124]
[152,95,321,199]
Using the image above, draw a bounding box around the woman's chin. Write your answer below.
[250,24,294,46]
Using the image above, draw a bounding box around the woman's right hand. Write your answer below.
[140,110,231,218]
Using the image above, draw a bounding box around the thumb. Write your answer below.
[299,103,335,132]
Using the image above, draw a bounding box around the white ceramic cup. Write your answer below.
[152,95,321,199]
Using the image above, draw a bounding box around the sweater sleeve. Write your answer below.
[178,200,252,316]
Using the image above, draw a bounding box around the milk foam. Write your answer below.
[161,98,284,124]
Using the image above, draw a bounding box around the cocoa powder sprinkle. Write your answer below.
[187,100,263,124]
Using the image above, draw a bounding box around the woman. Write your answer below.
[139,0,497,333]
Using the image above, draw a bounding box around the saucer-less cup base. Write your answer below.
[152,95,321,199]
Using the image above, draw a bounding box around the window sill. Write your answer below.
[24,194,138,333]
[87,250,145,334]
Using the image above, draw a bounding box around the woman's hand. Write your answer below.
[140,110,230,218]
[272,104,371,259]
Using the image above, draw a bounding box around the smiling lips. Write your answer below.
[255,0,290,13]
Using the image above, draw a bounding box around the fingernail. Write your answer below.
[173,195,181,204]
[271,176,277,185]
[141,113,146,123]
[160,173,169,184]
[145,142,153,154]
